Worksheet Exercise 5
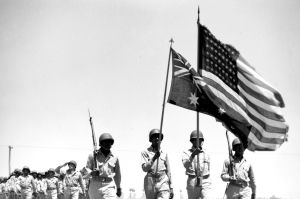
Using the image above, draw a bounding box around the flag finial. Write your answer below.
[169,38,174,47]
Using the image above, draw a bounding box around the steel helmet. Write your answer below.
[232,138,242,148]
[149,129,163,141]
[22,166,31,173]
[99,133,114,144]
[68,160,77,168]
[14,168,21,174]
[48,168,55,174]
[190,130,204,141]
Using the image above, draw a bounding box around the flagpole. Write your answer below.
[196,6,202,187]
[156,38,174,171]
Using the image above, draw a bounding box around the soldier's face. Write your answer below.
[233,144,244,157]
[100,140,113,150]
[191,139,204,148]
[150,134,161,146]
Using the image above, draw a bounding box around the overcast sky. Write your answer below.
[1,0,300,198]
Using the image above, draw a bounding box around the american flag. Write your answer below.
[199,25,288,151]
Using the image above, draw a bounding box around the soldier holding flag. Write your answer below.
[182,130,211,199]
[221,137,256,199]
[141,129,173,199]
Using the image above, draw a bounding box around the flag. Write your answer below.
[168,48,219,115]
[198,24,288,151]
[168,48,251,148]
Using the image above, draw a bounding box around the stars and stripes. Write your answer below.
[200,25,288,151]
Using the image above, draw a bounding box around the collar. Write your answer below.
[148,146,162,153]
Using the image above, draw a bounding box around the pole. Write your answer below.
[156,38,174,171]
[8,145,13,175]
[196,6,203,187]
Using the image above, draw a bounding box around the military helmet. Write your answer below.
[99,133,114,144]
[48,168,55,174]
[22,166,30,173]
[68,160,77,168]
[14,168,21,174]
[149,129,163,142]
[31,170,37,174]
[190,130,204,141]
[232,137,242,148]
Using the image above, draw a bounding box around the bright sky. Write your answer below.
[1,0,300,199]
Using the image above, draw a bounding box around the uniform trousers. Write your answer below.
[20,189,33,199]
[88,178,116,199]
[144,174,170,199]
[64,187,80,199]
[224,184,252,199]
[46,190,57,199]
[186,176,211,199]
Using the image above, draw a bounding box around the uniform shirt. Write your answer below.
[221,156,256,194]
[17,175,36,192]
[36,179,46,193]
[6,176,19,192]
[45,177,59,191]
[141,146,172,188]
[182,148,210,177]
[63,170,85,191]
[86,150,121,189]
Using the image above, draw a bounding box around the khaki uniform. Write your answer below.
[182,148,211,199]
[63,171,85,199]
[45,177,59,199]
[141,147,172,199]
[221,157,256,199]
[17,175,36,199]
[85,151,121,199]
[36,179,46,199]
[7,176,19,199]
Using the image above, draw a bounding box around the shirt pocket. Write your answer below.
[107,161,116,175]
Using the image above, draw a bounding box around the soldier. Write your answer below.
[36,172,46,199]
[7,169,22,199]
[45,169,59,199]
[17,166,37,199]
[182,130,211,199]
[85,133,122,199]
[141,129,173,199]
[221,137,256,199]
[55,161,86,199]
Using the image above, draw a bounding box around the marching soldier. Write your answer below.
[141,129,173,199]
[36,172,46,199]
[182,130,211,199]
[221,137,256,199]
[85,133,122,199]
[45,169,59,199]
[55,161,86,199]
[7,169,22,199]
[17,166,37,199]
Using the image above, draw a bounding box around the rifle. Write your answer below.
[88,110,98,170]
[225,130,235,178]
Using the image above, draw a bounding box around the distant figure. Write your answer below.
[141,129,173,199]
[85,133,122,199]
[221,137,256,199]
[182,130,211,199]
[45,169,59,199]
[55,160,86,199]
[17,166,37,199]
[7,169,22,199]
[36,172,47,199]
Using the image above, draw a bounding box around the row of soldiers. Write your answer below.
[0,129,256,199]
[0,163,87,199]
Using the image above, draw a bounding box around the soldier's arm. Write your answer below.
[78,173,85,194]
[165,154,173,189]
[85,154,95,175]
[141,151,153,172]
[220,159,231,182]
[182,151,193,169]
[113,158,121,189]
[248,165,256,195]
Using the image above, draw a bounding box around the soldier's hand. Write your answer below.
[116,188,122,197]
[153,151,161,160]
[91,169,99,177]
[33,192,37,198]
[191,148,201,158]
[228,176,236,182]
[169,188,174,199]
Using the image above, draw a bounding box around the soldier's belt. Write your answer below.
[188,174,210,179]
[229,181,248,188]
[147,172,166,178]
[94,176,112,182]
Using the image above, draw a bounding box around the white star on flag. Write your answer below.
[188,92,199,107]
